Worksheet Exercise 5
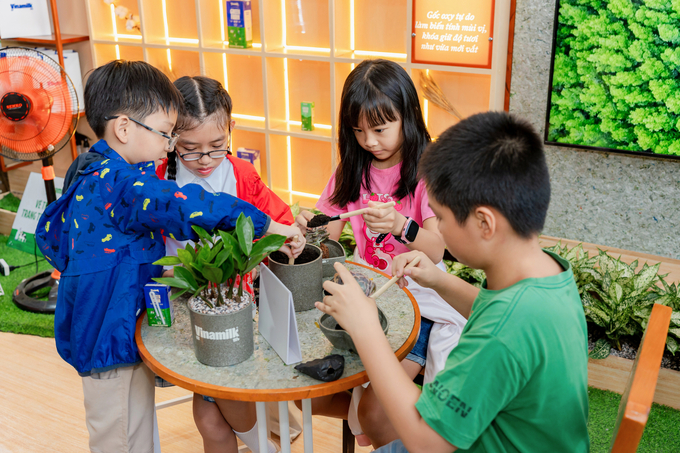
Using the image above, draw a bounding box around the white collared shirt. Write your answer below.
[165,158,237,264]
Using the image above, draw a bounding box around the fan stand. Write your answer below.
[12,156,60,313]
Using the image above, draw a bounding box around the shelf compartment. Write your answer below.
[263,0,330,56]
[142,0,199,47]
[266,57,332,138]
[335,0,408,61]
[199,0,262,50]
[414,69,491,138]
[93,43,144,67]
[203,52,265,126]
[268,134,332,207]
[88,0,143,43]
[146,48,200,80]
[231,129,267,182]
[1,34,89,45]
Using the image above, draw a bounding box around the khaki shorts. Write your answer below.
[82,363,155,453]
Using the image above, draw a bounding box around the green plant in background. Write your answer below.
[544,242,598,295]
[444,260,486,288]
[549,0,680,155]
[581,251,661,353]
[633,279,680,355]
[0,192,21,213]
[153,214,286,308]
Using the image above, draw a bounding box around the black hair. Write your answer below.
[419,111,550,238]
[331,59,430,207]
[84,60,183,138]
[166,76,233,180]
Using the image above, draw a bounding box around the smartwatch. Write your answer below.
[395,217,419,245]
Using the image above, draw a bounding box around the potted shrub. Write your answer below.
[154,213,286,367]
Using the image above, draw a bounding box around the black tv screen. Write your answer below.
[546,0,680,159]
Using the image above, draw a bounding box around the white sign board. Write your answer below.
[8,172,63,254]
[0,0,52,39]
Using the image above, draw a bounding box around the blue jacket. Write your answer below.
[36,140,271,375]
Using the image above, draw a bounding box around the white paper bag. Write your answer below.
[0,0,53,39]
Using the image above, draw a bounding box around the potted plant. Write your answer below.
[305,224,346,278]
[153,213,286,367]
[268,244,324,312]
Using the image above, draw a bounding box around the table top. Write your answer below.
[136,262,420,402]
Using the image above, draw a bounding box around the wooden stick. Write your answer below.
[371,256,421,299]
[337,201,396,220]
[289,235,298,265]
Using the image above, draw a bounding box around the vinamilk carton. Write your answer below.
[226,1,253,49]
[144,283,174,327]
[301,102,315,131]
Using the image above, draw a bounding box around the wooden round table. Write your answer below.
[136,262,420,453]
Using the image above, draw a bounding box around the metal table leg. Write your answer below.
[256,402,268,453]
[302,399,313,453]
[278,401,291,453]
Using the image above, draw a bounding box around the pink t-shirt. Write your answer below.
[316,163,435,271]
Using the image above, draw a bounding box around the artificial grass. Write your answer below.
[0,235,55,337]
[588,387,680,452]
[0,192,21,212]
[1,236,680,449]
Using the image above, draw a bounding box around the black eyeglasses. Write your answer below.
[104,115,180,149]
[177,149,230,162]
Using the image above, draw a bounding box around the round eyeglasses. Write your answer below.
[104,115,180,149]
[177,149,229,162]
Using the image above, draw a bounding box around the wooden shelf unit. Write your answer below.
[85,0,511,207]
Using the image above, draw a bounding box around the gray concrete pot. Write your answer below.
[188,296,254,367]
[321,239,346,278]
[318,307,389,353]
[268,244,323,312]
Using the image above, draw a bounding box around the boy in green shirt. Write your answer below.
[318,111,589,452]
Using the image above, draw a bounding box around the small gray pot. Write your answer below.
[188,297,254,367]
[321,239,346,278]
[268,244,323,312]
[318,307,389,352]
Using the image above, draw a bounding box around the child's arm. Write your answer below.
[392,251,479,319]
[317,263,457,453]
[362,201,445,264]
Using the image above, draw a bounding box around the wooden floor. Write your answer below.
[0,332,373,453]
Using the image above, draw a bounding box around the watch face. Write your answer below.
[405,220,419,242]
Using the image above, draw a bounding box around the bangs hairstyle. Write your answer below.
[85,60,183,138]
[420,111,550,238]
[165,76,233,181]
[331,59,430,207]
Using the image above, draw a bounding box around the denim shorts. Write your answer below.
[404,317,434,367]
[203,395,216,403]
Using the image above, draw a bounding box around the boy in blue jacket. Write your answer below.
[36,60,303,453]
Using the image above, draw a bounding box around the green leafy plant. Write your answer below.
[338,222,356,260]
[633,279,680,355]
[581,251,661,352]
[444,260,486,288]
[543,242,598,295]
[152,213,286,308]
[549,0,680,156]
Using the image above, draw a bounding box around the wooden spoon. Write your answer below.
[371,256,421,299]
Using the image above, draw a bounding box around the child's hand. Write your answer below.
[392,251,443,290]
[363,201,406,236]
[162,268,174,278]
[266,220,306,257]
[316,263,381,337]
[295,210,315,232]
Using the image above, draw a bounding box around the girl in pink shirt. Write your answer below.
[297,59,466,449]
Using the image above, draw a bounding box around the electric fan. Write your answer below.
[0,47,79,313]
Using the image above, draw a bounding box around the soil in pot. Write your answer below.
[271,247,319,265]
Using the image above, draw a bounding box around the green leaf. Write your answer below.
[192,225,214,245]
[667,336,679,355]
[209,240,224,261]
[236,213,254,256]
[220,258,235,284]
[177,248,194,267]
[185,242,196,260]
[152,277,190,289]
[202,265,223,284]
[219,230,240,253]
[589,338,611,360]
[170,288,188,300]
[197,243,211,264]
[214,247,232,268]
[250,234,287,257]
[153,256,182,266]
[174,266,199,291]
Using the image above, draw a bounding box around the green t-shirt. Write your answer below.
[416,251,589,452]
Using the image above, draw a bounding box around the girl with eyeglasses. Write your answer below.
[155,76,297,453]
